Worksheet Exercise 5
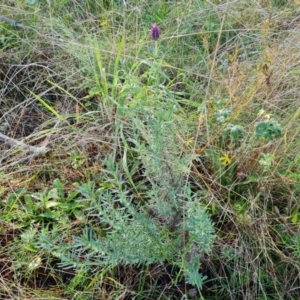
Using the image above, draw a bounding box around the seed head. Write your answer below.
[151,24,160,40]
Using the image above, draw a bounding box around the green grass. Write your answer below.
[1,0,300,299]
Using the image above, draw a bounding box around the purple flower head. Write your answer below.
[151,24,160,40]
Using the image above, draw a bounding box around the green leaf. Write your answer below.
[186,257,207,289]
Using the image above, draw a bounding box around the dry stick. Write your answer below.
[0,133,50,170]
[0,132,49,154]
[0,119,60,170]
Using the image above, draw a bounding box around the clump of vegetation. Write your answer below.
[0,0,300,299]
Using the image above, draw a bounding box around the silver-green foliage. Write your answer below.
[36,180,215,271]
[35,61,216,289]
[74,184,171,266]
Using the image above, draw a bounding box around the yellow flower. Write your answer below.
[220,152,232,166]
[184,137,194,148]
[257,109,265,117]
[100,21,108,27]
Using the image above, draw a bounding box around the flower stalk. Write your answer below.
[151,23,160,57]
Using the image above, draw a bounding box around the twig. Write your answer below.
[0,132,49,154]
[0,132,51,170]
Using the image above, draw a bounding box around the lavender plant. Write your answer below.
[151,23,160,40]
[34,23,216,294]
[151,23,160,57]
